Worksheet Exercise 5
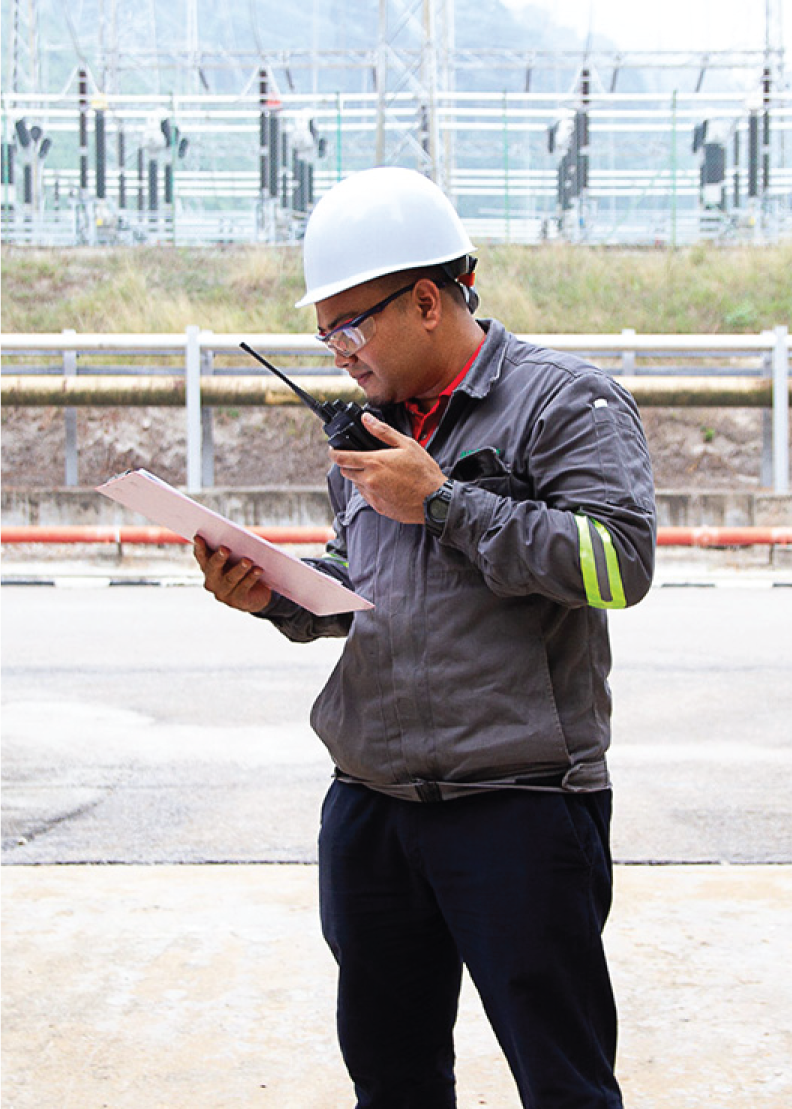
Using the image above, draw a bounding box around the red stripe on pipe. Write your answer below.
[656,527,792,547]
[0,525,335,545]
[1,525,791,547]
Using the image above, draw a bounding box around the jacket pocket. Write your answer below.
[449,445,531,499]
[339,489,380,594]
[450,445,510,481]
[339,488,370,527]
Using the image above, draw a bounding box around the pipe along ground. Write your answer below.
[2,526,791,547]
[0,526,335,545]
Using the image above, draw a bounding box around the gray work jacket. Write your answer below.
[260,319,656,801]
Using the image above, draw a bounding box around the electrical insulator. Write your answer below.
[702,143,726,184]
[1,142,14,185]
[748,114,759,197]
[95,111,106,199]
[268,115,280,198]
[15,120,31,148]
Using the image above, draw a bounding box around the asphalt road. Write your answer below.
[3,579,792,865]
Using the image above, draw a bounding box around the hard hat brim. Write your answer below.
[294,247,477,309]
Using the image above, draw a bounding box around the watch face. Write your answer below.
[428,486,451,521]
[425,482,452,534]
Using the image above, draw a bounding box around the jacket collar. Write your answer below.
[454,318,507,400]
[380,318,508,430]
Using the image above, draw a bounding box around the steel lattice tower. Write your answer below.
[375,0,455,190]
[9,0,40,94]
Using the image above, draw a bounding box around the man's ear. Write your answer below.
[412,277,443,330]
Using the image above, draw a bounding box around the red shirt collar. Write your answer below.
[405,336,485,446]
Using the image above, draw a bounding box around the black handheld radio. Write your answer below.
[240,342,386,452]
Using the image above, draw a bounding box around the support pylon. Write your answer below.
[10,0,40,94]
[375,0,455,192]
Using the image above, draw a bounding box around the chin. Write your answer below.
[361,384,386,406]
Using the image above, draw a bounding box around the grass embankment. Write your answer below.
[2,243,791,335]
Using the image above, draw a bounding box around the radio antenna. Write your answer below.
[239,341,329,418]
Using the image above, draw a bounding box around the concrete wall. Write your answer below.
[0,488,335,528]
[2,487,791,528]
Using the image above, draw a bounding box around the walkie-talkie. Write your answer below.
[240,342,386,451]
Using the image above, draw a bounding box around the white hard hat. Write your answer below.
[296,166,476,308]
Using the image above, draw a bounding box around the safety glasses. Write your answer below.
[315,281,418,357]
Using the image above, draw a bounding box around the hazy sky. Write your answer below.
[502,0,790,54]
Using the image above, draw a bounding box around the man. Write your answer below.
[195,166,656,1107]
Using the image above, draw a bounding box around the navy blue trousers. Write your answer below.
[318,781,622,1109]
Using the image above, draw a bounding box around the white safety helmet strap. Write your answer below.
[296,166,478,310]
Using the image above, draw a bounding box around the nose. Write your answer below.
[334,347,357,371]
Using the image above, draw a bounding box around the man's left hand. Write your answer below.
[330,413,446,524]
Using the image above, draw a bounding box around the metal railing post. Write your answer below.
[621,328,636,374]
[772,324,789,494]
[63,329,78,486]
[201,332,215,489]
[761,410,773,488]
[760,332,773,487]
[185,325,202,492]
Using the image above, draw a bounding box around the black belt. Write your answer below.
[412,772,567,803]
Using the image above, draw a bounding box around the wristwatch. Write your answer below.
[424,480,455,537]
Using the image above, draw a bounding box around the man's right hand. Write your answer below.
[193,535,273,613]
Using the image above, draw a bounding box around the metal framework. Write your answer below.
[8,0,41,96]
[3,82,790,246]
[374,0,455,189]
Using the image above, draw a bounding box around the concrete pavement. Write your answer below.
[3,555,792,1106]
[3,863,791,1108]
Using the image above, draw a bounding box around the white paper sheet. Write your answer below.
[96,469,373,617]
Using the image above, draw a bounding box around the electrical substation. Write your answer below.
[2,0,790,247]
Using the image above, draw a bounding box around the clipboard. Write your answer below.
[96,469,373,617]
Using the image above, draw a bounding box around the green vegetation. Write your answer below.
[2,242,790,335]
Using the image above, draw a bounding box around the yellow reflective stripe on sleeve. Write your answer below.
[575,515,627,609]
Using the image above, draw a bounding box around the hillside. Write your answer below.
[3,242,791,335]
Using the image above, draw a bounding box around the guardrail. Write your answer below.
[2,327,789,493]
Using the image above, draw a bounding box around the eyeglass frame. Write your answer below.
[315,278,449,357]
